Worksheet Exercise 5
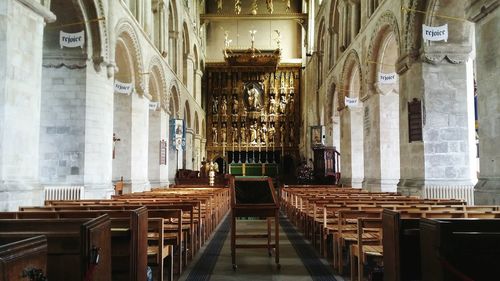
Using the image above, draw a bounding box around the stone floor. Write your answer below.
[178,216,344,281]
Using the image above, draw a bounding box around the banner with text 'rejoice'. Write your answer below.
[60,31,85,49]
[422,24,448,42]
[345,96,359,108]
[378,72,398,84]
[114,80,133,95]
[149,102,159,111]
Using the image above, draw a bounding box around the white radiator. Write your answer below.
[44,186,84,201]
[423,185,475,205]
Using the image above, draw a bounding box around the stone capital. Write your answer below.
[420,47,472,65]
[467,0,499,22]
[17,0,56,22]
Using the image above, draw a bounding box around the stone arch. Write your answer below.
[182,21,191,86]
[340,50,364,188]
[148,56,168,110]
[201,118,206,138]
[317,18,326,85]
[194,111,200,135]
[184,100,192,129]
[168,0,179,72]
[365,12,402,192]
[340,50,363,105]
[327,0,340,68]
[421,0,472,64]
[43,0,108,69]
[366,11,401,94]
[169,83,180,117]
[115,19,145,95]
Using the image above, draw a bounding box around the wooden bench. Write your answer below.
[420,218,500,281]
[0,235,48,281]
[13,206,179,281]
[0,215,111,281]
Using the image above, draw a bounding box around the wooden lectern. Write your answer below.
[228,176,280,269]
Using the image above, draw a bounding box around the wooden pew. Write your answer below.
[420,218,500,281]
[382,209,421,281]
[382,209,500,281]
[37,201,197,269]
[3,208,148,281]
[0,215,111,281]
[0,235,48,281]
[12,207,178,281]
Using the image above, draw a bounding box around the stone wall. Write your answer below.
[40,68,86,184]
[0,0,54,210]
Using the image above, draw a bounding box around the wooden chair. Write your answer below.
[115,176,124,195]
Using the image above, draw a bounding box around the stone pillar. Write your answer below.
[169,31,179,73]
[359,0,368,27]
[195,69,203,104]
[158,1,166,53]
[82,68,115,199]
[186,55,195,95]
[202,138,207,160]
[0,0,55,211]
[337,1,347,51]
[143,0,152,38]
[166,113,179,184]
[362,93,400,192]
[148,107,170,187]
[349,0,360,42]
[467,1,500,204]
[397,57,476,196]
[194,134,202,171]
[130,93,150,192]
[340,106,364,187]
[184,128,194,170]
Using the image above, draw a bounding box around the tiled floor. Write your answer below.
[179,218,344,281]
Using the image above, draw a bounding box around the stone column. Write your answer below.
[186,55,195,95]
[349,0,360,42]
[144,0,153,39]
[168,31,177,70]
[362,92,400,192]
[148,107,170,187]
[195,69,203,104]
[340,106,364,187]
[467,1,500,204]
[397,56,476,196]
[0,0,55,211]
[337,0,347,51]
[130,93,151,192]
[201,135,207,156]
[184,128,194,170]
[158,1,166,54]
[82,68,115,199]
[194,134,202,171]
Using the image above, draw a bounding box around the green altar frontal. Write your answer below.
[228,163,279,177]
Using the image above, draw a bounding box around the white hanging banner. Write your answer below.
[60,31,85,49]
[114,81,133,95]
[422,24,448,42]
[345,96,359,107]
[149,102,159,111]
[378,72,398,84]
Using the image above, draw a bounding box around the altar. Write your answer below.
[228,163,278,177]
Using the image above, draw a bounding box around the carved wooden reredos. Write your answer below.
[205,64,301,162]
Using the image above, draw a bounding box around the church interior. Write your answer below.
[0,0,499,280]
